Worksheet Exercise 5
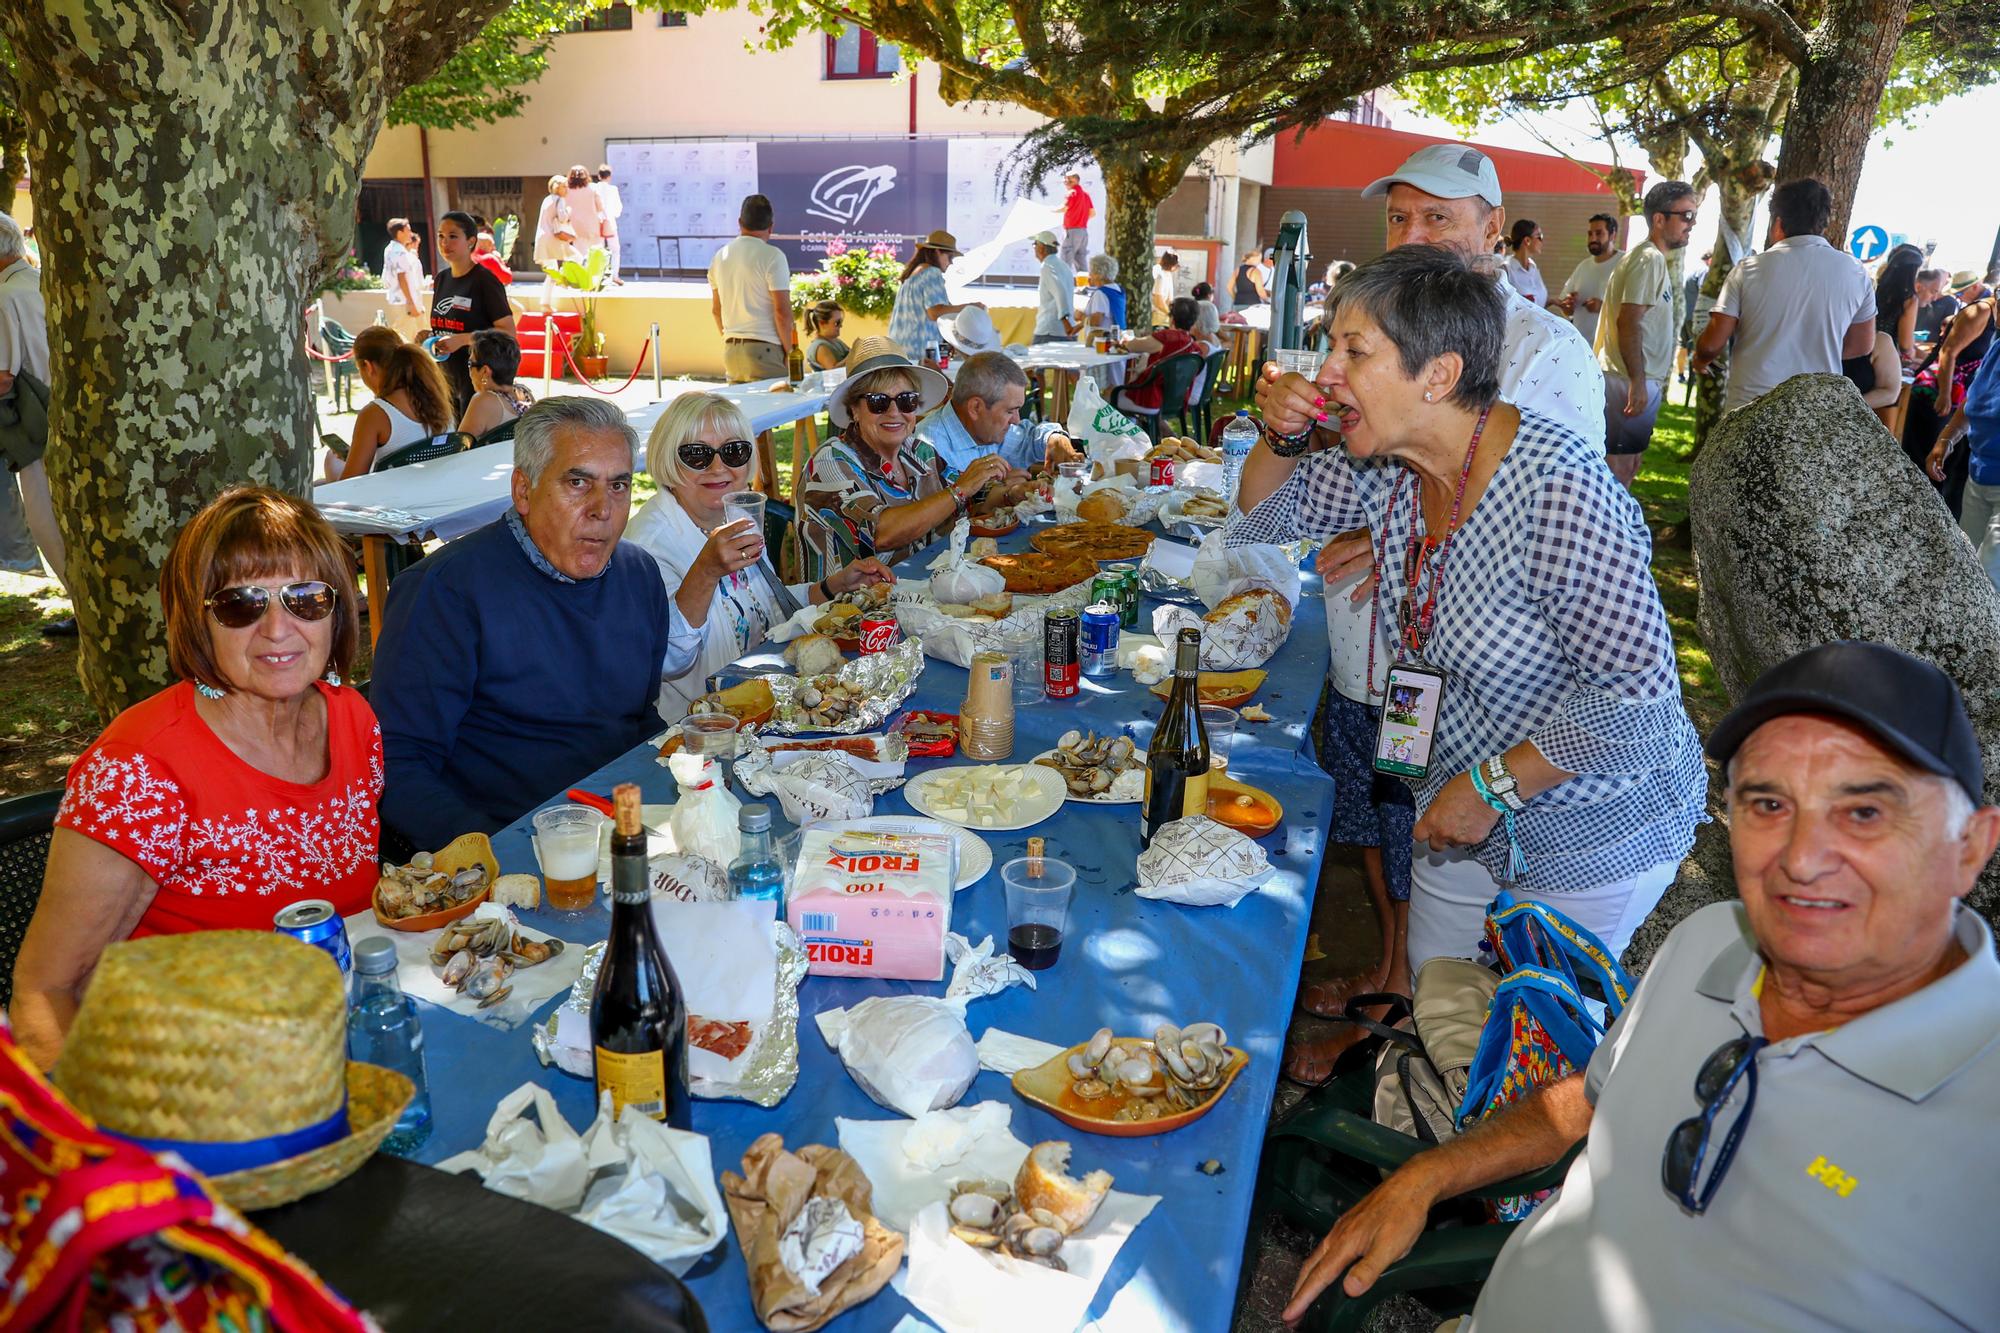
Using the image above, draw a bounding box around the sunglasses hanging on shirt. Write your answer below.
[677,439,756,471]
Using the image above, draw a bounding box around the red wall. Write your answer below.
[1273,120,1640,199]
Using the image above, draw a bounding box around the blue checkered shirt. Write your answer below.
[1230,410,1706,892]
[888,265,949,361]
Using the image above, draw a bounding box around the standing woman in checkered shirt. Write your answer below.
[1234,244,1705,985]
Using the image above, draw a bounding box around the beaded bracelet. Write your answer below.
[1468,764,1529,881]
[1259,419,1320,458]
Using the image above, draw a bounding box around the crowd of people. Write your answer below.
[8,131,1998,1330]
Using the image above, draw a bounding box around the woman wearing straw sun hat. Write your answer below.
[795,337,1008,580]
[887,229,984,365]
[51,930,411,1211]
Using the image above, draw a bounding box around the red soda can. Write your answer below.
[858,614,900,654]
[1043,608,1080,698]
[1150,456,1176,487]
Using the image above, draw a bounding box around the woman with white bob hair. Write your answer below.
[627,392,893,718]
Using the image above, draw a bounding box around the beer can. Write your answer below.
[857,614,900,654]
[275,899,352,980]
[1150,457,1176,488]
[1081,602,1121,678]
[1104,562,1141,630]
[1090,573,1123,612]
[1043,608,1080,698]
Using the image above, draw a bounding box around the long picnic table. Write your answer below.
[399,513,1335,1331]
[313,378,833,645]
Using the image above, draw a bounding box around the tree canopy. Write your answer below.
[390,0,602,129]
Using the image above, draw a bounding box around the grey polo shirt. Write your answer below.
[1471,900,2000,1331]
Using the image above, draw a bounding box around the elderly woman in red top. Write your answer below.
[11,487,381,1068]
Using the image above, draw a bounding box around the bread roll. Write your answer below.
[968,537,1000,560]
[1014,1141,1111,1234]
[1076,491,1128,524]
[969,591,1015,618]
[1208,588,1293,629]
[785,633,844,678]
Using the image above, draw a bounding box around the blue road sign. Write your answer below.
[1849,224,1889,262]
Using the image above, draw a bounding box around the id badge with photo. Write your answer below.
[1374,663,1447,781]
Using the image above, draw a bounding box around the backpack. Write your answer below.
[1354,959,1499,1147]
[1455,891,1636,1220]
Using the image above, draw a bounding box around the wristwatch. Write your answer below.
[1482,754,1527,812]
[948,485,968,519]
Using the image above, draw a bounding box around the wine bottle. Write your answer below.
[1142,627,1211,848]
[592,783,690,1128]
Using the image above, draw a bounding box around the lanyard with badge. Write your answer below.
[1370,406,1488,783]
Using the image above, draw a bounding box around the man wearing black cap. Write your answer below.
[1285,640,2000,1330]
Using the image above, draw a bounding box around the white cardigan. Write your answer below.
[626,491,812,720]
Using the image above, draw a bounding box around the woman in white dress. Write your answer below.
[1501,219,1548,308]
[627,393,893,718]
[328,327,453,479]
[534,175,577,308]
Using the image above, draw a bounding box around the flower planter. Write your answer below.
[579,354,610,381]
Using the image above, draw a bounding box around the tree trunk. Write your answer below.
[1774,0,1914,243]
[0,114,22,218]
[0,0,505,720]
[1098,151,1190,327]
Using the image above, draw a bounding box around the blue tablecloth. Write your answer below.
[406,535,1333,1333]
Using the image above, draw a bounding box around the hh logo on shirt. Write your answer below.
[1806,1155,1857,1198]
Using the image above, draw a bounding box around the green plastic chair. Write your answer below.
[1117,351,1203,444]
[0,788,61,1009]
[1257,1051,1582,1332]
[473,416,520,449]
[375,430,473,472]
[315,316,359,414]
[1191,347,1229,441]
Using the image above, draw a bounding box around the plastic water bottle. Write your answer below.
[730,803,786,904]
[1221,409,1259,511]
[347,937,432,1154]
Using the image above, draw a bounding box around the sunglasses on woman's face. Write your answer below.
[205,581,338,629]
[678,439,755,471]
[859,391,924,415]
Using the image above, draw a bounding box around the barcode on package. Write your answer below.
[629,1100,664,1116]
[802,912,837,932]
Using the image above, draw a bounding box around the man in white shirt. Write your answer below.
[1693,178,1876,413]
[708,194,795,383]
[1031,230,1076,345]
[593,165,625,286]
[1151,249,1180,325]
[380,218,427,339]
[1601,181,1697,485]
[1556,212,1622,348]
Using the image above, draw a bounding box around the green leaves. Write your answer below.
[390,0,602,128]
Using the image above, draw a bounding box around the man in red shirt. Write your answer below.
[1060,172,1093,271]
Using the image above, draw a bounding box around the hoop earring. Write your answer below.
[194,681,226,700]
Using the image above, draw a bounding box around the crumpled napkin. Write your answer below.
[343,904,581,1031]
[834,1102,1023,1235]
[817,995,977,1118]
[780,1196,865,1297]
[928,517,1007,604]
[722,1133,905,1332]
[1136,814,1276,908]
[437,1084,729,1276]
[973,1028,1066,1076]
[944,932,1036,1000]
[738,747,874,827]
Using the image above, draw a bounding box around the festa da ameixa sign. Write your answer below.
[603,137,1105,278]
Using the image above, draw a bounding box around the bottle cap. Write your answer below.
[739,803,772,833]
[354,936,398,976]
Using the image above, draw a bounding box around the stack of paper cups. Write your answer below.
[959,650,1016,760]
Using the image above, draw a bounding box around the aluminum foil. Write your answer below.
[532,924,809,1108]
[761,638,926,735]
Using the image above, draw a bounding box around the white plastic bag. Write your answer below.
[737,749,874,827]
[815,995,977,1117]
[1065,374,1149,464]
[667,751,743,867]
[928,518,1007,605]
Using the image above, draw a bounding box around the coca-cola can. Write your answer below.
[1043,608,1080,698]
[858,614,900,654]
[1150,457,1176,487]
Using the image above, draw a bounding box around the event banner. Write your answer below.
[602,136,1104,278]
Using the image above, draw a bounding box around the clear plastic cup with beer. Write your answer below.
[533,803,604,913]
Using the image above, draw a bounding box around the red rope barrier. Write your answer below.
[304,342,353,363]
[553,330,652,396]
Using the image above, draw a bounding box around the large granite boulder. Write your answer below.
[1689,372,2000,924]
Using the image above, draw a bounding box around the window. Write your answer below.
[660,10,688,25]
[825,22,900,79]
[569,3,631,32]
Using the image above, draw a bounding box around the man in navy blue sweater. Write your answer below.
[373,396,703,847]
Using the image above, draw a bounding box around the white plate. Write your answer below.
[832,815,993,890]
[903,763,1067,833]
[1029,748,1149,804]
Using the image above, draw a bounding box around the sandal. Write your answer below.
[1296,966,1386,1019]
[1281,1016,1373,1086]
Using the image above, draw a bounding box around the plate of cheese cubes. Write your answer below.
[903,763,1067,832]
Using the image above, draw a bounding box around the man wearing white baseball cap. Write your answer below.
[1032,230,1077,345]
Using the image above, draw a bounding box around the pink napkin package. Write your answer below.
[788,829,957,981]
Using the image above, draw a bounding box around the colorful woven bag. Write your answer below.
[1454,891,1636,1221]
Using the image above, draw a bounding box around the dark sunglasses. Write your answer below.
[1664,210,1700,223]
[859,391,924,415]
[677,438,755,471]
[1661,1033,1767,1214]
[205,581,338,629]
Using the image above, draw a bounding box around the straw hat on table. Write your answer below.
[53,930,412,1212]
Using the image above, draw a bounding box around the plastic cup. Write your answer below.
[1201,704,1239,773]
[1001,855,1076,972]
[996,625,1042,706]
[532,804,604,913]
[722,490,767,556]
[681,713,740,758]
[1055,461,1091,520]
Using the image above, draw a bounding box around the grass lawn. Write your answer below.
[0,386,1722,799]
